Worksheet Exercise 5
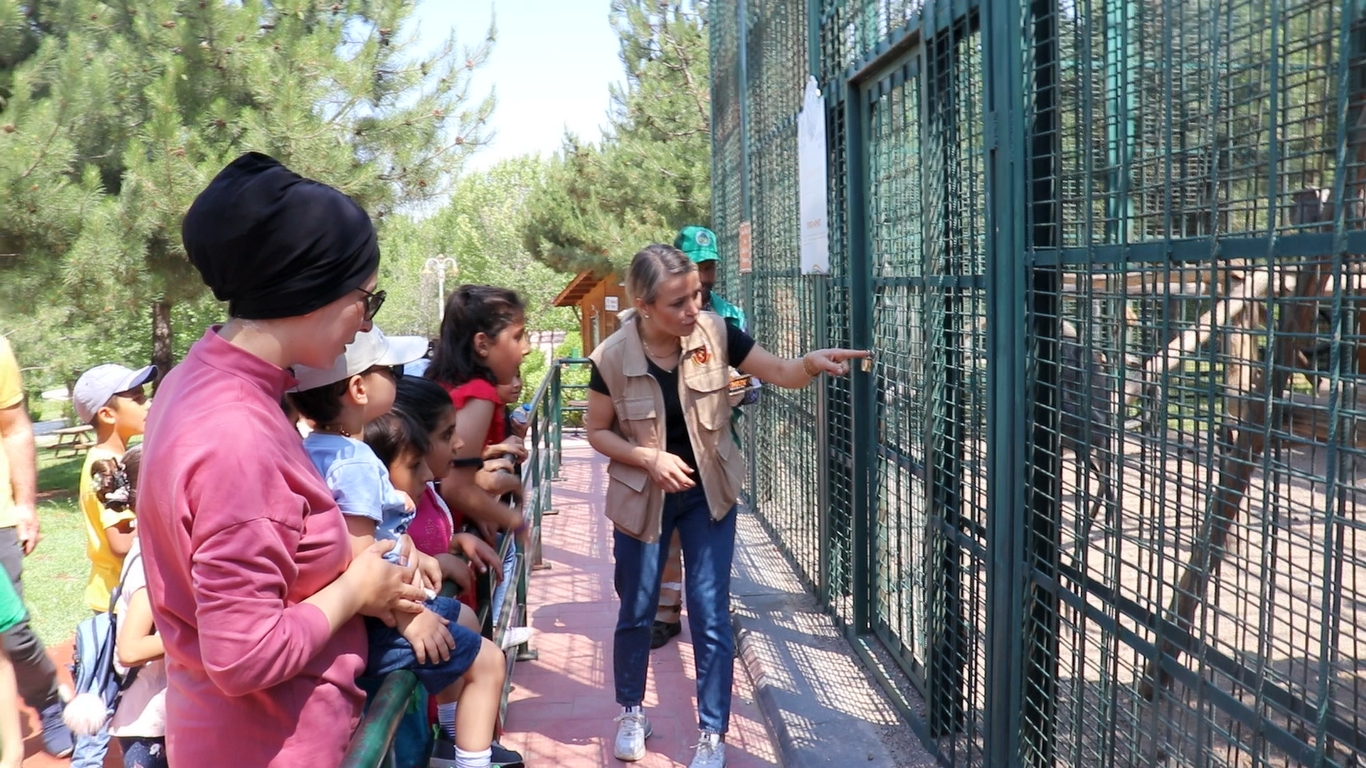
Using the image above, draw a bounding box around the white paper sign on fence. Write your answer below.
[797,76,829,275]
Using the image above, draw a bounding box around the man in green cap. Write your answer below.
[650,226,754,651]
[675,225,747,331]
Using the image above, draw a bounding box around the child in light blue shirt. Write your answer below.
[302,433,414,564]
[289,327,511,768]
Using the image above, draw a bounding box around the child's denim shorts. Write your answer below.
[363,596,482,694]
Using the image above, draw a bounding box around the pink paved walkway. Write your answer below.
[498,440,780,768]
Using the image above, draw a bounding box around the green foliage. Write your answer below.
[521,337,589,413]
[377,157,577,340]
[3,284,223,394]
[0,0,495,383]
[522,0,710,275]
[519,347,549,405]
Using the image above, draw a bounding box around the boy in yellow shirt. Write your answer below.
[69,363,154,767]
[72,364,155,613]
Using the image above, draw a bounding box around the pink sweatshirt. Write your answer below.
[138,328,367,767]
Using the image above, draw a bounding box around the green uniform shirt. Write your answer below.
[708,293,747,332]
[0,565,25,633]
[708,292,751,449]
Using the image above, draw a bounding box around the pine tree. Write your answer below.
[521,0,710,275]
[0,0,493,382]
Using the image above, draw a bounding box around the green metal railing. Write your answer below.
[342,671,420,768]
[714,1,1366,766]
[342,360,583,768]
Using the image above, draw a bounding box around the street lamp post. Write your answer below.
[422,255,459,322]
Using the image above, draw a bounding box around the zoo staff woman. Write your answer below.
[585,243,867,768]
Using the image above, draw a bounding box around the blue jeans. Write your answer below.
[613,486,736,734]
[71,728,110,768]
[117,736,167,768]
[365,597,481,695]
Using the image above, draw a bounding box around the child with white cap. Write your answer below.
[288,327,516,768]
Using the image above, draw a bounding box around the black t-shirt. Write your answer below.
[589,323,756,472]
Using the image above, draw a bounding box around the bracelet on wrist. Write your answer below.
[801,355,819,378]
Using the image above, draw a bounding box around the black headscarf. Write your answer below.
[182,152,380,320]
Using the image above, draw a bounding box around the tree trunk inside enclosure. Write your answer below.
[151,299,173,391]
[1139,254,1332,701]
[1138,184,1350,700]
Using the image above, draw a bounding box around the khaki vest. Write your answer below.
[589,312,745,543]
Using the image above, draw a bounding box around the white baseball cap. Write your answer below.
[73,364,157,424]
[290,326,428,392]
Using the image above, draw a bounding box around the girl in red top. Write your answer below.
[426,286,530,637]
[424,286,530,539]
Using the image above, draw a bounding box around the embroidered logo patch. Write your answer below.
[693,346,711,365]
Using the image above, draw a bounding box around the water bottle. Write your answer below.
[511,403,531,426]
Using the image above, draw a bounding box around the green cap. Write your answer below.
[675,225,719,264]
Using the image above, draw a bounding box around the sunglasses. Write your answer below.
[357,286,386,321]
[364,363,406,380]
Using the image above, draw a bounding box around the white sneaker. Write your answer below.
[613,706,652,761]
[500,625,535,651]
[689,731,726,768]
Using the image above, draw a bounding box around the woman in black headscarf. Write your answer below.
[136,154,427,768]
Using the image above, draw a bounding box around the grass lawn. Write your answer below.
[22,452,88,648]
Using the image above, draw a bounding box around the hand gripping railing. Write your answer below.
[342,359,587,768]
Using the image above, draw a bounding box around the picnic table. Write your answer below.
[45,425,93,458]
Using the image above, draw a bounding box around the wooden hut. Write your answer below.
[552,272,628,357]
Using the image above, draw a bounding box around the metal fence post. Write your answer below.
[844,77,874,635]
[550,361,562,479]
[980,0,1064,763]
[981,0,1029,764]
[531,410,550,569]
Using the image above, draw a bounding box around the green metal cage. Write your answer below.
[711,0,1366,765]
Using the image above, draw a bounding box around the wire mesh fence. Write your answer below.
[712,0,1366,765]
[1029,1,1366,766]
